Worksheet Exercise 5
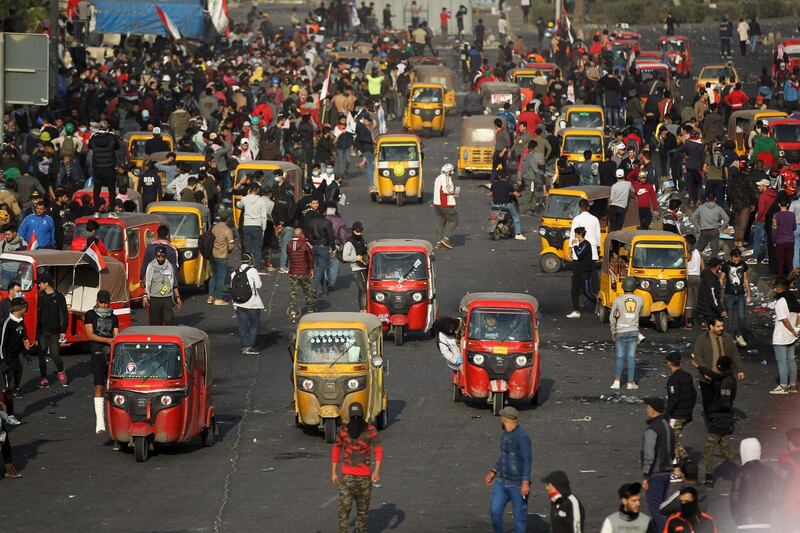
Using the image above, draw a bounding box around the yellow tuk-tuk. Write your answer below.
[538,186,639,273]
[412,65,457,113]
[457,116,505,179]
[560,128,605,162]
[231,161,303,228]
[596,230,688,332]
[145,201,211,287]
[727,109,788,156]
[292,312,388,443]
[142,151,207,192]
[372,134,423,206]
[479,82,522,114]
[124,131,175,169]
[403,83,446,137]
[563,105,605,131]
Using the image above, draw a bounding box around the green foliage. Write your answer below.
[0,0,49,31]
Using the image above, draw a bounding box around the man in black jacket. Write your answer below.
[665,351,697,480]
[695,258,727,325]
[730,437,777,528]
[272,170,297,273]
[698,355,740,487]
[88,121,120,209]
[641,397,675,532]
[303,198,334,296]
[542,470,585,533]
[35,273,69,388]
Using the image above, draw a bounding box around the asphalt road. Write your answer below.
[3,9,800,533]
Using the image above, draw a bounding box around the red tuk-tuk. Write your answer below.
[769,119,800,170]
[635,62,671,87]
[106,326,216,462]
[658,36,692,77]
[773,39,800,78]
[455,293,541,415]
[366,239,437,346]
[70,213,166,300]
[0,250,131,344]
[72,188,143,212]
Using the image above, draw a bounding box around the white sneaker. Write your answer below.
[735,335,748,347]
[770,385,790,395]
[566,311,581,318]
[5,415,21,426]
[610,380,621,390]
[514,234,527,240]
[627,382,639,390]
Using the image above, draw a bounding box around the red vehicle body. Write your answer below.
[0,250,131,344]
[106,326,215,462]
[609,39,641,56]
[70,213,166,300]
[635,62,671,87]
[72,188,143,212]
[454,293,541,414]
[769,119,800,171]
[366,239,437,346]
[658,36,692,77]
[637,51,661,61]
[613,31,641,42]
[773,39,800,78]
[514,63,556,110]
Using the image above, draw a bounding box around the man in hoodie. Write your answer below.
[143,245,182,326]
[730,437,778,529]
[286,227,314,318]
[778,428,800,529]
[542,470,585,533]
[486,406,531,533]
[641,397,674,532]
[237,183,271,273]
[698,355,740,486]
[663,487,716,532]
[0,225,24,253]
[690,192,729,259]
[341,222,369,311]
[695,258,727,326]
[88,122,120,209]
[600,482,656,533]
[665,351,697,481]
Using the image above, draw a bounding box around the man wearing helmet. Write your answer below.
[433,163,459,249]
[609,277,644,390]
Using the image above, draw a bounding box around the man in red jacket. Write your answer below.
[724,82,750,111]
[632,170,658,229]
[286,227,314,317]
[747,179,776,264]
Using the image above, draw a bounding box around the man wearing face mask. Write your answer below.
[143,245,182,325]
[486,406,532,533]
[600,482,656,533]
[331,402,383,533]
[84,290,119,435]
[663,487,716,532]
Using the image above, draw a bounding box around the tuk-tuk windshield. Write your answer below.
[468,308,533,342]
[130,140,147,159]
[74,223,124,251]
[370,252,428,281]
[659,40,685,52]
[700,66,735,80]
[514,75,535,88]
[379,144,419,161]
[563,135,602,155]
[773,123,800,142]
[235,168,270,187]
[297,329,366,364]
[161,212,200,239]
[111,343,183,379]
[0,260,34,292]
[543,195,580,219]
[567,112,603,129]
[411,88,443,103]
[632,244,686,269]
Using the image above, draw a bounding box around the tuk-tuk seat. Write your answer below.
[66,285,100,313]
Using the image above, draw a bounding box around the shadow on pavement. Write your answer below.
[367,502,405,531]
[13,437,59,471]
[19,390,75,419]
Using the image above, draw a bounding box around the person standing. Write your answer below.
[491,119,511,182]
[474,18,486,51]
[696,355,740,487]
[737,18,750,56]
[567,228,594,319]
[773,196,796,277]
[433,164,459,250]
[286,227,315,318]
[18,202,56,249]
[331,402,383,533]
[1,300,31,409]
[663,487,716,532]
[665,351,697,481]
[690,192,729,259]
[720,248,751,347]
[88,121,120,209]
[303,199,335,297]
[684,235,703,327]
[208,210,235,305]
[749,16,761,54]
[695,258,727,326]
[325,204,347,292]
[485,406,531,533]
[143,245,182,326]
[632,171,658,229]
[237,183,270,273]
[272,169,297,274]
[640,396,675,532]
[730,437,778,529]
[570,199,601,266]
[770,277,799,395]
[719,18,733,58]
[599,482,656,533]
[439,7,450,37]
[456,5,467,39]
[34,274,68,389]
[520,0,530,23]
[609,169,633,231]
[777,428,800,529]
[749,179,776,264]
[610,278,644,390]
[83,290,119,435]
[542,470,585,533]
[230,254,264,355]
[341,221,369,311]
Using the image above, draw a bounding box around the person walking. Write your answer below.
[695,258,727,326]
[230,253,264,355]
[491,119,511,182]
[143,245,182,326]
[34,274,68,389]
[433,164,459,250]
[690,192,729,259]
[773,195,796,276]
[696,355,740,487]
[730,437,778,529]
[737,18,750,57]
[331,402,383,533]
[341,221,369,311]
[567,227,595,319]
[272,169,297,274]
[609,169,633,231]
[325,204,347,292]
[663,487,716,532]
[1,300,31,410]
[770,277,799,395]
[693,316,744,413]
[209,210,235,305]
[720,248,751,347]
[610,277,644,390]
[777,428,800,529]
[632,171,658,229]
[570,198,601,266]
[685,235,703,327]
[640,396,675,532]
[83,290,119,435]
[303,198,335,297]
[599,482,656,533]
[665,351,697,481]
[88,121,120,209]
[486,406,532,533]
[237,183,270,273]
[542,470,585,533]
[749,179,776,264]
[286,227,315,318]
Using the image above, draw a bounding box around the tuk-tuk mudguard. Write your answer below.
[297,390,370,427]
[462,364,536,401]
[128,422,155,438]
[388,314,408,326]
[369,301,429,332]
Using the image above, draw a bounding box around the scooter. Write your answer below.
[488,205,514,240]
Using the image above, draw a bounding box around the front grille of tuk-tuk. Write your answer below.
[540,227,566,250]
[473,149,493,164]
[419,109,437,121]
[319,379,343,403]
[386,291,412,314]
[642,278,676,302]
[485,355,515,380]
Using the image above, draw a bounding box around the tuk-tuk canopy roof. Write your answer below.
[375,134,422,144]
[728,109,787,132]
[76,212,166,228]
[144,151,205,162]
[147,201,211,217]
[563,105,604,113]
[560,127,605,137]
[233,160,302,172]
[298,312,382,331]
[460,115,506,146]
[548,185,611,200]
[605,229,681,246]
[459,292,539,311]
[117,325,209,346]
[412,65,456,88]
[123,131,174,141]
[480,82,521,94]
[368,239,434,252]
[74,188,142,201]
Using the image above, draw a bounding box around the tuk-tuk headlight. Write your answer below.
[472,353,485,366]
[302,379,314,391]
[539,227,547,236]
[515,355,528,367]
[563,229,571,238]
[374,292,386,302]
[347,378,360,390]
[372,357,383,368]
[183,249,196,260]
[382,170,390,177]
[412,292,424,302]
[408,169,416,176]
[413,109,421,115]
[112,394,125,406]
[675,280,685,290]
[434,109,442,115]
[640,280,651,289]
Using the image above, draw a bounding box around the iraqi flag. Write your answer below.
[155,5,182,41]
[319,63,333,101]
[208,0,229,35]
[85,242,107,271]
[27,232,38,251]
[559,7,575,44]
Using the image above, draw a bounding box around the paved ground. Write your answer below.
[3,6,800,533]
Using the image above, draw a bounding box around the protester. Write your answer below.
[209,210,235,305]
[341,221,369,311]
[286,227,315,318]
[609,277,643,390]
[567,227,594,319]
[599,482,655,533]
[83,290,119,435]
[770,277,799,394]
[35,274,69,388]
[543,470,585,533]
[433,164,459,250]
[640,396,674,532]
[230,253,264,355]
[665,351,696,481]
[693,318,744,416]
[730,437,778,529]
[720,248,751,347]
[697,355,741,487]
[143,245,182,325]
[663,487,716,532]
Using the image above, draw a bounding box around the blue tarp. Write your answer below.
[93,0,207,40]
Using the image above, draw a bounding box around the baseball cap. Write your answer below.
[756,179,771,187]
[348,402,364,418]
[615,169,625,178]
[665,350,681,365]
[707,257,722,268]
[152,126,162,135]
[499,406,519,420]
[643,397,665,413]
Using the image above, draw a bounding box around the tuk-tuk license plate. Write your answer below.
[492,346,509,354]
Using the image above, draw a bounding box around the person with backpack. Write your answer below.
[341,221,369,311]
[143,245,182,326]
[208,210,235,305]
[230,253,264,355]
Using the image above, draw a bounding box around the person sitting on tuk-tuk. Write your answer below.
[84,290,119,435]
[481,315,502,340]
[434,317,462,371]
[83,219,109,256]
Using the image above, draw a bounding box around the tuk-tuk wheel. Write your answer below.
[133,436,150,463]
[654,311,669,333]
[396,192,405,207]
[394,325,404,346]
[201,418,215,447]
[540,253,561,273]
[370,192,378,203]
[377,406,389,430]
[324,418,337,444]
[492,392,505,416]
[416,194,424,204]
[596,300,610,323]
[530,390,540,406]
[452,383,462,403]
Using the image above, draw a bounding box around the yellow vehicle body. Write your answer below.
[563,105,605,131]
[538,186,639,273]
[292,312,388,441]
[373,134,423,206]
[142,151,207,191]
[695,64,740,90]
[596,230,688,332]
[403,83,446,136]
[412,65,457,113]
[728,109,789,156]
[124,131,175,168]
[457,115,505,177]
[231,161,303,228]
[559,128,605,162]
[145,201,211,287]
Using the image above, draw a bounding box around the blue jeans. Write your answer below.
[363,151,376,189]
[614,330,638,382]
[793,225,800,268]
[489,477,527,533]
[243,226,264,269]
[279,226,294,269]
[752,221,766,260]
[326,249,341,290]
[604,106,621,128]
[335,148,351,177]
[235,307,260,349]
[498,203,521,235]
[311,244,330,292]
[646,472,671,533]
[209,257,228,299]
[725,293,746,337]
[774,343,798,386]
[749,35,758,54]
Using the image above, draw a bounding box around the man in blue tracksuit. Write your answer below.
[18,202,55,248]
[486,406,532,533]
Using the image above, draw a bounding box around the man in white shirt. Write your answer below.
[236,183,272,272]
[231,253,265,355]
[570,199,601,261]
[609,168,634,231]
[433,163,459,249]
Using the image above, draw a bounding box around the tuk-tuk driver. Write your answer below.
[482,315,501,340]
[84,290,119,435]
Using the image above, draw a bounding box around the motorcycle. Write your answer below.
[488,205,514,240]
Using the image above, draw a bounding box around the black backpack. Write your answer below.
[230,267,254,303]
[199,232,214,260]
